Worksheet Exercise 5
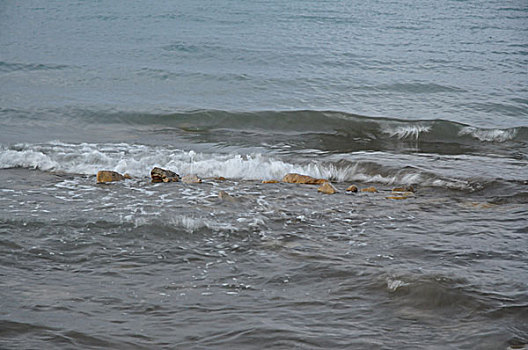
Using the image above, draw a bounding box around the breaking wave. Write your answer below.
[0,142,492,190]
[75,109,526,143]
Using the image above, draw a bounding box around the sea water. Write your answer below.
[0,1,527,349]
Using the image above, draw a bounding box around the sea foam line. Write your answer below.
[0,142,471,189]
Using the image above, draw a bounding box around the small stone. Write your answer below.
[392,185,415,193]
[346,185,358,192]
[262,180,280,184]
[361,186,378,193]
[218,190,236,202]
[213,176,227,181]
[97,170,125,183]
[386,195,410,200]
[282,173,327,185]
[181,174,202,184]
[318,182,337,194]
[151,167,179,183]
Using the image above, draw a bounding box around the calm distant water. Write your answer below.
[1,1,527,349]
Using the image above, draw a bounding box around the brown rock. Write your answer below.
[213,176,227,181]
[181,174,202,184]
[318,182,337,194]
[282,173,327,185]
[262,180,280,184]
[151,167,179,183]
[97,170,125,183]
[123,173,132,179]
[386,195,410,200]
[345,185,358,192]
[361,186,378,193]
[392,185,415,193]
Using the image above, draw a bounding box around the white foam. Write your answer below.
[458,126,517,142]
[381,124,431,140]
[387,278,407,292]
[0,142,471,189]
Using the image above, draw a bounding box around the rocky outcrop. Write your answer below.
[151,167,179,183]
[282,173,327,185]
[361,186,378,193]
[97,170,125,183]
[318,182,337,194]
[346,185,358,192]
[181,174,202,184]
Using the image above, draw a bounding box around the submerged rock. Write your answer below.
[392,185,415,193]
[262,180,280,184]
[151,167,179,183]
[97,170,125,183]
[181,174,202,184]
[361,186,378,193]
[282,173,327,185]
[346,185,358,192]
[218,190,236,202]
[386,195,410,200]
[318,182,337,194]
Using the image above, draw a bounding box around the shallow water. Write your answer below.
[1,1,527,349]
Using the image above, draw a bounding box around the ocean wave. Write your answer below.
[60,109,528,144]
[0,61,70,73]
[458,126,518,142]
[0,142,480,190]
[2,109,526,156]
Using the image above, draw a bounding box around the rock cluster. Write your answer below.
[95,168,416,200]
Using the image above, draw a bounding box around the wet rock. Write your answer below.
[464,201,496,209]
[346,185,358,192]
[392,185,415,193]
[218,190,236,202]
[282,173,327,185]
[181,174,202,184]
[386,195,410,200]
[361,186,378,193]
[318,182,337,194]
[97,170,125,183]
[123,173,132,180]
[213,176,226,181]
[262,180,280,184]
[151,167,179,183]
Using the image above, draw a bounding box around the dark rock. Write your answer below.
[151,167,179,183]
[346,185,358,192]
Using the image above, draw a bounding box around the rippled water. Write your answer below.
[1,1,527,349]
